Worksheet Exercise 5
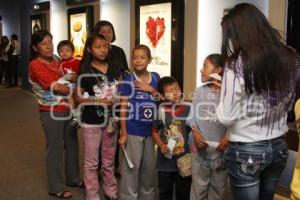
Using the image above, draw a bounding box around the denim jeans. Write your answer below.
[225,136,288,200]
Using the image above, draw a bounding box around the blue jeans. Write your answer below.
[225,136,288,200]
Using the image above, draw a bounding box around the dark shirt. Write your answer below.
[109,45,129,75]
[79,63,120,125]
[153,103,191,172]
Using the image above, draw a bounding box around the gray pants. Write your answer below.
[40,111,81,194]
[120,134,156,200]
[190,148,228,200]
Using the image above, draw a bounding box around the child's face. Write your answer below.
[132,49,150,72]
[89,38,109,62]
[99,25,113,44]
[34,35,53,59]
[201,58,221,83]
[58,45,73,60]
[163,82,182,103]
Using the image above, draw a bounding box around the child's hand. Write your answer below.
[217,135,228,152]
[68,74,77,83]
[96,98,113,106]
[134,80,155,93]
[191,127,208,149]
[159,143,170,154]
[119,130,128,148]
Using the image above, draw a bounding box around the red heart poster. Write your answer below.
[140,3,172,77]
[146,16,166,48]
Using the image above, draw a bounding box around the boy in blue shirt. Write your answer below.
[119,45,160,200]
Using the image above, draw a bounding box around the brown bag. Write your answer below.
[107,117,118,134]
[177,153,192,177]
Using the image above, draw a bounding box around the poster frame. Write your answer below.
[135,0,184,88]
[67,6,94,59]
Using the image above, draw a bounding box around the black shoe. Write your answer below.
[66,181,85,188]
[104,195,118,200]
[49,191,72,199]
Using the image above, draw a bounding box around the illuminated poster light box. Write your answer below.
[30,14,46,35]
[67,6,93,59]
[140,2,172,77]
[136,0,184,88]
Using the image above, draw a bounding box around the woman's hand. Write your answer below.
[192,127,208,149]
[217,135,228,152]
[159,143,170,154]
[134,80,155,93]
[211,80,221,88]
[211,80,222,93]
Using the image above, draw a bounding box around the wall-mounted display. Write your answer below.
[68,6,93,59]
[139,2,172,77]
[30,14,46,35]
[136,0,185,88]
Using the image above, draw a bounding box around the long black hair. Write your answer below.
[30,30,52,60]
[78,33,109,75]
[221,3,299,96]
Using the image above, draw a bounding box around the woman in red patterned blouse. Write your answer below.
[29,30,82,199]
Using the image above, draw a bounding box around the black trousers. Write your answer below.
[158,171,191,200]
[0,60,3,84]
[3,60,11,85]
[10,55,19,86]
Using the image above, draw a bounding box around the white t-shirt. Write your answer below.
[12,40,21,56]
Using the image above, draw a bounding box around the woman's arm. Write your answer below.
[52,83,71,96]
[216,67,243,127]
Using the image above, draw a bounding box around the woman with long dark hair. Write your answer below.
[216,3,300,200]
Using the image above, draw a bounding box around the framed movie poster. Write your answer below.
[67,6,93,59]
[30,14,46,35]
[136,0,184,88]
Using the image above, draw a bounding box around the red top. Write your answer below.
[58,58,80,76]
[29,59,69,112]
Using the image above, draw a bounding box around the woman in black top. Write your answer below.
[93,20,129,76]
[93,21,129,177]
